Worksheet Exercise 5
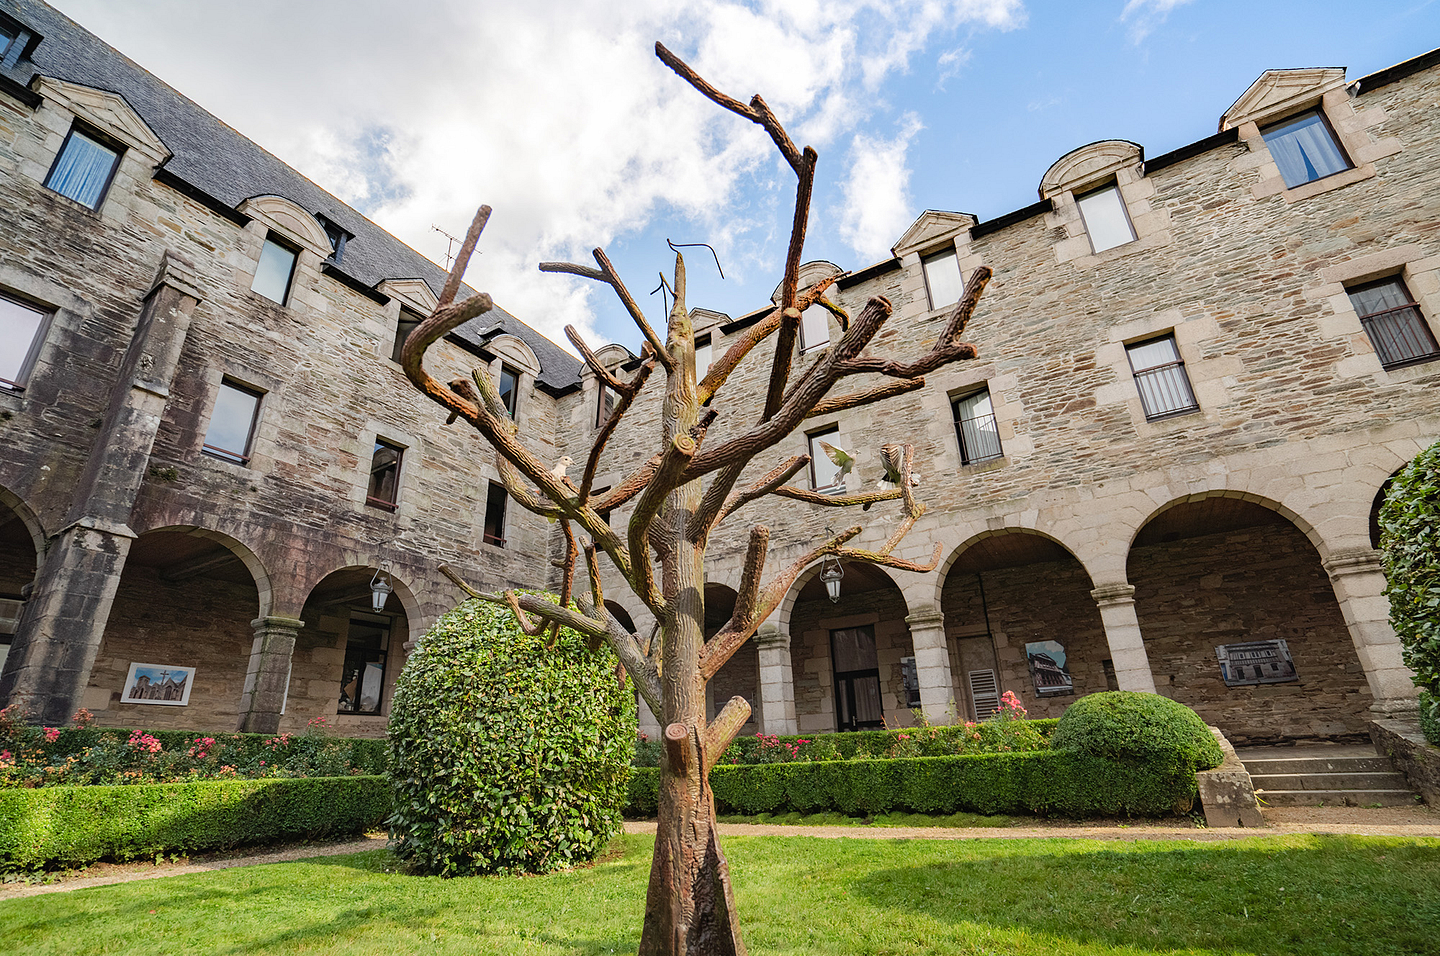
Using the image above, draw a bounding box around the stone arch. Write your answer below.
[1369,466,1406,550]
[703,583,756,734]
[931,526,1095,609]
[1126,493,1371,742]
[90,525,272,731]
[1039,139,1144,199]
[488,333,541,375]
[771,260,844,303]
[939,528,1108,720]
[604,600,636,635]
[0,483,45,558]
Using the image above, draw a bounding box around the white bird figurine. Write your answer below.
[550,456,574,480]
[816,441,855,484]
[878,443,921,490]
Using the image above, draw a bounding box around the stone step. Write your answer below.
[1248,771,1410,792]
[1253,788,1418,807]
[1240,755,1393,775]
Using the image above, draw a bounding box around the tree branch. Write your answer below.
[703,696,752,769]
[711,455,808,528]
[541,250,674,369]
[806,378,923,418]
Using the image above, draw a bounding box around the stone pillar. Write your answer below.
[0,253,202,723]
[238,616,304,733]
[1090,584,1158,693]
[637,694,662,740]
[755,624,796,735]
[1323,548,1419,717]
[905,606,956,723]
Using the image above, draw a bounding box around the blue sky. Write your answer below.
[51,1,1440,353]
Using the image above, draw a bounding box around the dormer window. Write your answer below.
[252,234,298,305]
[922,248,964,310]
[498,364,520,418]
[1076,184,1136,254]
[315,214,350,263]
[44,125,122,210]
[695,334,712,376]
[1260,111,1350,189]
[799,304,829,353]
[0,24,15,59]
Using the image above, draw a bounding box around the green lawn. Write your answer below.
[3,834,1438,955]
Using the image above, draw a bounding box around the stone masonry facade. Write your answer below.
[0,2,1436,745]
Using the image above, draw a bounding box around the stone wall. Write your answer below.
[707,639,758,736]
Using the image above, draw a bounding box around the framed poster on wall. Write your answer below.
[122,662,194,706]
[1025,640,1074,696]
[1216,640,1297,687]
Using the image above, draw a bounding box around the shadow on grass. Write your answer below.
[850,834,1440,956]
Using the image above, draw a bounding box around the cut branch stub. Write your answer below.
[664,723,690,776]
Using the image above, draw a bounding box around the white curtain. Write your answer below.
[47,133,118,208]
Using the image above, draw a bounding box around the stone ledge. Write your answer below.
[1370,717,1440,805]
[1197,725,1265,827]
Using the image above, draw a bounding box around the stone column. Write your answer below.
[905,606,956,723]
[1323,548,1419,717]
[1090,584,1158,693]
[0,253,203,723]
[238,616,304,733]
[637,695,662,740]
[755,624,796,735]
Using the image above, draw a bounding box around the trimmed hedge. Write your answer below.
[0,775,389,870]
[38,726,389,774]
[1421,690,1440,748]
[1051,691,1223,771]
[626,748,1202,819]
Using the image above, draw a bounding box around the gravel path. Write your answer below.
[5,804,1437,899]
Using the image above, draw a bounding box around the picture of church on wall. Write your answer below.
[1025,640,1074,696]
[122,662,194,706]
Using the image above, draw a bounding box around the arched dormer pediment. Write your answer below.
[1220,67,1347,132]
[34,77,171,167]
[237,195,332,258]
[589,343,635,377]
[771,260,844,304]
[377,278,439,314]
[892,210,976,259]
[1040,140,1144,200]
[488,333,540,374]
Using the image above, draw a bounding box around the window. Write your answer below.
[315,214,349,263]
[695,335,712,377]
[1261,111,1350,189]
[0,24,15,60]
[0,292,48,391]
[498,364,520,418]
[202,380,263,464]
[44,126,121,210]
[1126,335,1199,421]
[251,234,298,304]
[366,439,403,510]
[339,612,389,715]
[483,481,508,547]
[798,304,829,353]
[391,308,423,363]
[593,487,612,526]
[922,248,964,310]
[596,381,616,428]
[832,626,883,731]
[807,426,845,492]
[1076,184,1136,253]
[1346,277,1440,370]
[952,389,1003,464]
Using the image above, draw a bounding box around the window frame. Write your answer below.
[251,232,300,306]
[391,308,424,364]
[596,380,616,429]
[806,424,845,493]
[482,481,508,548]
[201,379,264,465]
[798,304,830,354]
[1346,276,1440,370]
[694,334,712,377]
[0,290,51,392]
[498,363,520,418]
[338,610,390,717]
[365,439,404,511]
[1075,182,1137,255]
[43,123,123,211]
[1260,109,1352,190]
[1125,334,1200,422]
[951,387,1004,466]
[921,248,964,311]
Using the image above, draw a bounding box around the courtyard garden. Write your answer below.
[2,832,1438,955]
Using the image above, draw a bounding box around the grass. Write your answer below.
[715,809,1016,827]
[2,834,1438,955]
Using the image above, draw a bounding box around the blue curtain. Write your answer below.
[47,132,119,208]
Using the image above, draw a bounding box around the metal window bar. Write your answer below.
[1359,304,1440,369]
[201,443,250,465]
[1132,361,1198,420]
[954,411,1003,464]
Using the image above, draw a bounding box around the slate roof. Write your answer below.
[1,0,580,391]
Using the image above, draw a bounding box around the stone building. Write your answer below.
[0,0,1435,745]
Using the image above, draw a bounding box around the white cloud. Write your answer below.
[51,0,1025,347]
[837,112,925,262]
[1119,0,1195,43]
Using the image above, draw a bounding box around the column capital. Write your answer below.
[251,615,305,632]
[754,625,790,650]
[1323,547,1384,579]
[1090,583,1136,607]
[905,606,945,628]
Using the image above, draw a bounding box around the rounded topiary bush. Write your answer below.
[387,597,635,876]
[1379,439,1440,743]
[1051,691,1223,770]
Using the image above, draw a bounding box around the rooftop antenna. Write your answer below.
[431,224,468,271]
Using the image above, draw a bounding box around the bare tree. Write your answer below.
[401,42,991,956]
